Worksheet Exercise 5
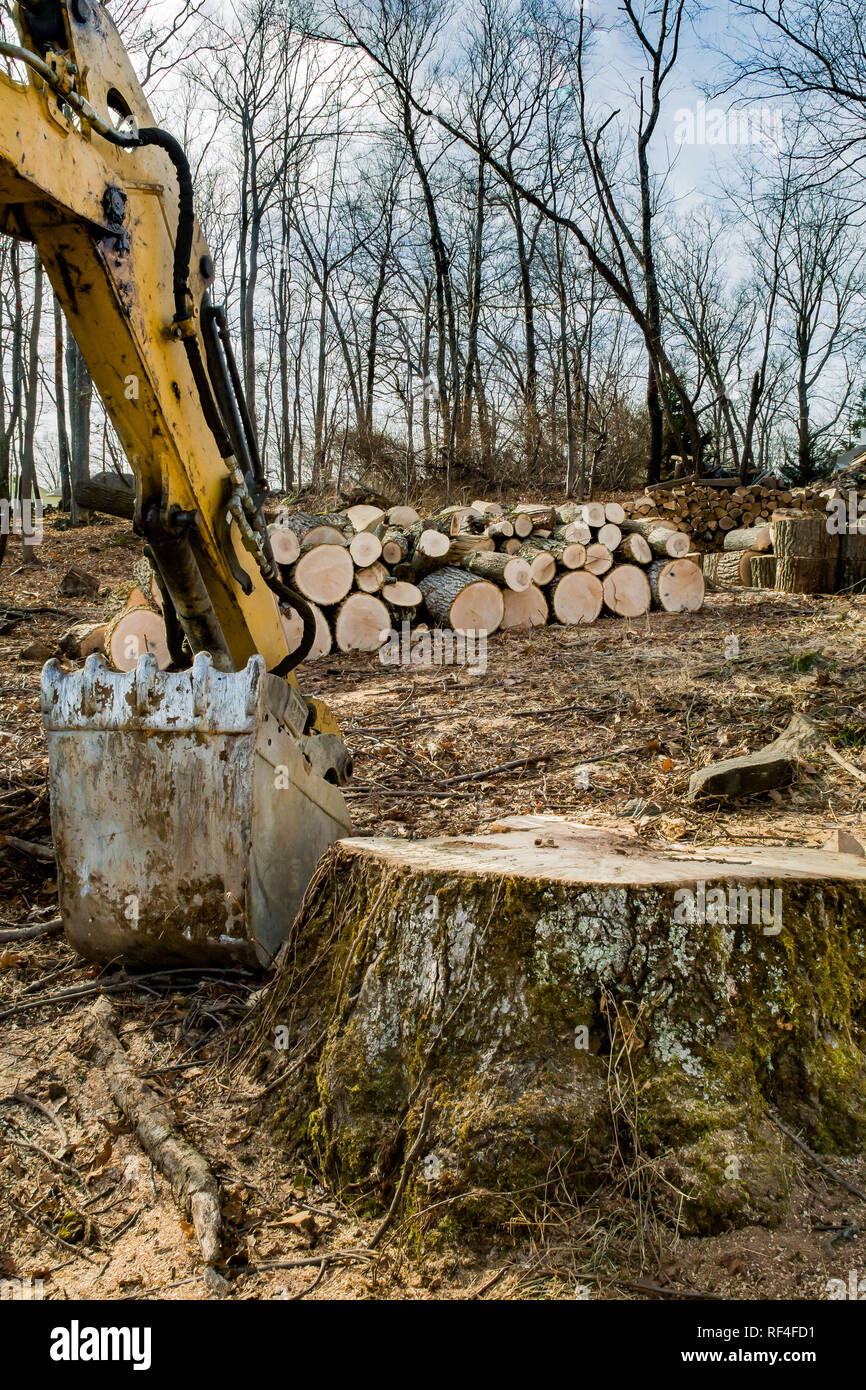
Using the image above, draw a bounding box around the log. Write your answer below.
[555,520,592,545]
[615,532,652,565]
[722,525,773,553]
[59,621,107,660]
[701,551,753,589]
[446,534,496,564]
[470,500,504,519]
[292,544,355,606]
[415,527,451,558]
[512,512,534,538]
[306,601,332,660]
[386,506,421,528]
[561,543,586,570]
[583,542,613,576]
[278,511,342,541]
[74,470,135,519]
[550,570,603,624]
[105,607,171,672]
[334,592,391,651]
[774,515,838,594]
[514,503,556,528]
[838,529,866,591]
[345,503,386,533]
[596,522,622,551]
[356,560,389,593]
[89,997,221,1265]
[581,502,606,528]
[502,538,522,555]
[418,567,504,634]
[410,527,452,579]
[348,531,383,567]
[750,554,778,589]
[621,519,690,557]
[500,584,549,629]
[601,564,652,618]
[268,526,301,567]
[604,502,626,525]
[688,713,820,802]
[280,597,331,658]
[461,550,532,591]
[646,558,705,612]
[380,527,410,565]
[381,580,423,610]
[301,525,348,550]
[486,520,514,540]
[519,548,556,586]
[555,502,583,524]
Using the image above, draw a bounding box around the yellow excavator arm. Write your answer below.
[0,1,352,967]
[1,0,315,678]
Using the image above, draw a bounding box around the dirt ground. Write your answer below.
[2,513,866,1301]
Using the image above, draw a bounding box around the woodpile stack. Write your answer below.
[625,480,825,549]
[81,499,705,672]
[696,513,843,595]
[255,499,703,660]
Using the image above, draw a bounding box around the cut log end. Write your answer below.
[335,593,391,651]
[648,558,705,613]
[602,564,652,618]
[551,571,603,625]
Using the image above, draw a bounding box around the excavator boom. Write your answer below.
[0,0,352,965]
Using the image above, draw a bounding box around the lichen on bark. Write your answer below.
[256,840,866,1237]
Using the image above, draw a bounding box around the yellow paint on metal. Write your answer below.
[0,1,337,732]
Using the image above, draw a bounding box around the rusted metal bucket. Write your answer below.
[41,652,351,967]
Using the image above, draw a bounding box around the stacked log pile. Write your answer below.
[625,480,825,549]
[258,499,704,659]
[68,500,706,671]
[697,513,850,595]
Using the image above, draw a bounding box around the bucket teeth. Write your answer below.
[41,652,267,733]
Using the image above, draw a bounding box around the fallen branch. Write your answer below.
[2,834,56,862]
[0,917,63,943]
[0,966,252,1022]
[89,996,222,1266]
[824,743,866,787]
[771,1115,866,1204]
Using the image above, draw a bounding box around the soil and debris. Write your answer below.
[2,514,866,1300]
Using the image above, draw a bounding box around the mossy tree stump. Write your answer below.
[257,817,866,1236]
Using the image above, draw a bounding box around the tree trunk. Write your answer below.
[66,334,92,525]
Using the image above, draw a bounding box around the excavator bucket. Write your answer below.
[41,652,352,968]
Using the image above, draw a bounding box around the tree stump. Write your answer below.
[774,515,838,594]
[259,816,866,1237]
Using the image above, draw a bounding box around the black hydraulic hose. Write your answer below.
[266,571,317,673]
[202,298,255,482]
[135,126,233,458]
[135,127,192,323]
[211,305,266,488]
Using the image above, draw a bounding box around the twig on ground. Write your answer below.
[771,1115,866,1203]
[0,916,63,943]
